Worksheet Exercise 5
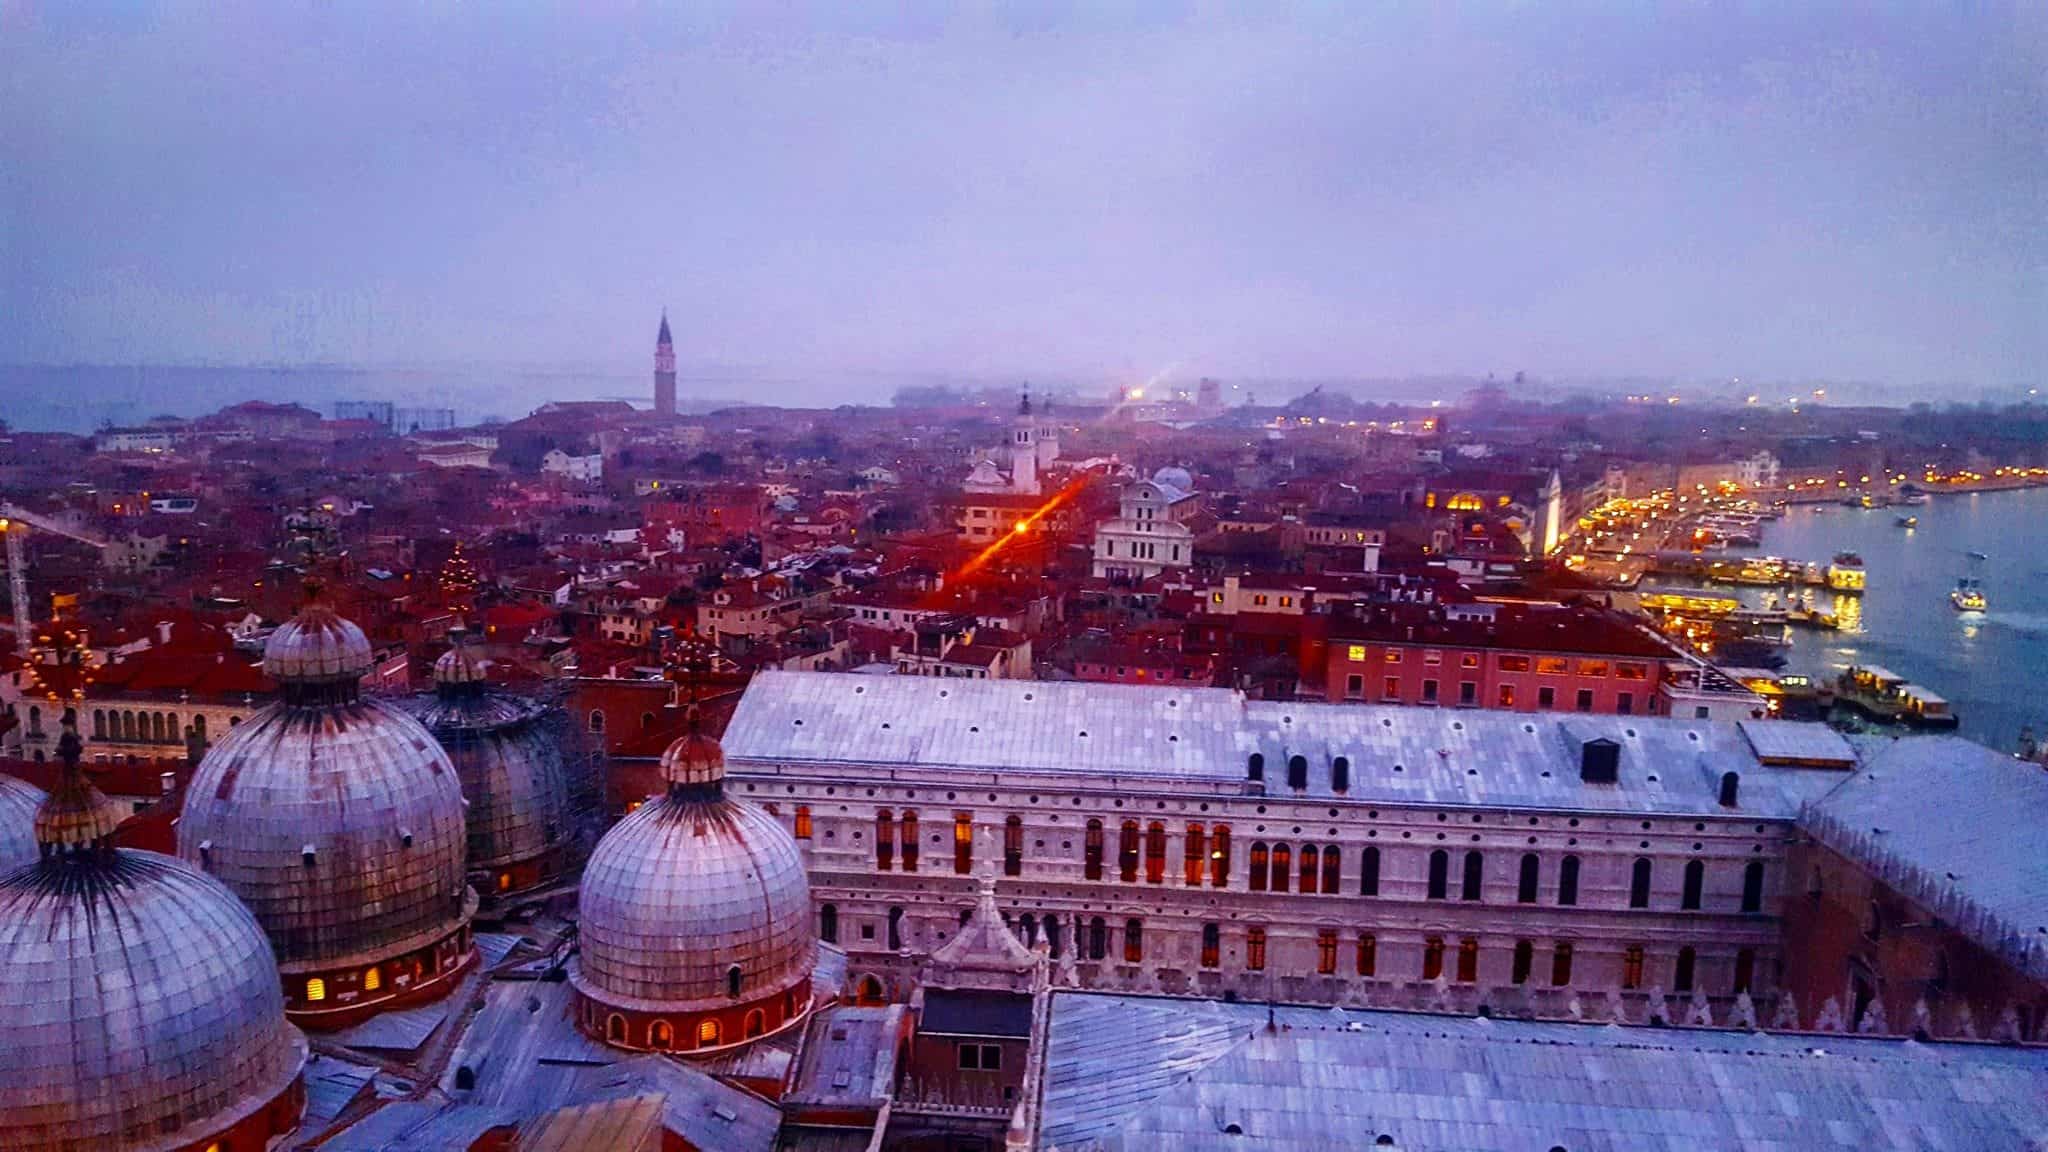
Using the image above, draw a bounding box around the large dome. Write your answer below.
[0,725,305,1152]
[179,592,474,1025]
[0,776,45,873]
[572,721,814,1051]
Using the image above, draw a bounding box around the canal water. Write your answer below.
[1750,487,2048,749]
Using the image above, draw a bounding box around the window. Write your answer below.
[1518,853,1539,904]
[1119,821,1140,882]
[1424,650,1443,666]
[1250,842,1270,891]
[1347,645,1368,661]
[305,977,326,1002]
[1733,948,1755,995]
[1422,678,1439,703]
[1537,686,1555,710]
[1682,859,1704,910]
[1719,771,1741,808]
[1630,857,1652,908]
[1498,655,1532,673]
[1270,844,1291,893]
[820,904,839,944]
[587,709,605,734]
[1201,923,1221,969]
[1422,937,1445,980]
[1247,927,1267,971]
[1346,673,1365,697]
[1741,861,1765,913]
[1004,816,1024,876]
[1044,917,1062,958]
[1085,819,1104,880]
[1331,756,1350,793]
[608,1014,627,1043]
[1287,754,1308,790]
[1576,689,1594,712]
[1185,824,1206,886]
[1321,845,1341,894]
[1558,855,1580,906]
[1511,939,1533,985]
[1616,662,1648,680]
[1356,932,1377,976]
[1383,676,1402,700]
[1211,826,1231,888]
[1622,945,1645,990]
[1247,752,1264,781]
[697,1019,723,1047]
[364,966,381,992]
[1299,845,1319,893]
[1456,938,1479,983]
[1360,846,1380,896]
[1427,850,1449,899]
[1124,918,1144,963]
[954,813,973,874]
[1551,942,1574,987]
[1461,653,1481,669]
[1146,822,1168,884]
[1462,850,1483,901]
[1497,685,1516,708]
[901,811,919,871]
[1536,656,1569,675]
[1317,930,1338,975]
[1088,917,1108,960]
[874,810,895,870]
[794,806,813,839]
[1617,691,1634,715]
[745,1009,766,1039]
[1675,946,1697,993]
[727,965,743,998]
[888,906,904,950]
[1459,681,1477,705]
[650,1020,674,1050]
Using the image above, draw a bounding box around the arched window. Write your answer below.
[953,813,973,874]
[857,976,886,1005]
[1675,946,1697,993]
[650,1020,673,1050]
[1247,752,1264,781]
[1298,845,1319,894]
[1742,860,1765,913]
[1360,846,1380,896]
[697,1019,721,1047]
[1511,939,1533,985]
[1427,849,1449,900]
[193,714,206,740]
[1558,855,1581,906]
[745,1009,766,1038]
[121,710,135,740]
[305,977,326,1002]
[1005,815,1024,877]
[1421,937,1445,980]
[1249,842,1270,891]
[1287,754,1308,790]
[1200,923,1220,968]
[1719,771,1740,807]
[1356,932,1377,976]
[726,964,742,998]
[1461,851,1483,901]
[1518,853,1540,904]
[1321,845,1341,894]
[887,907,904,951]
[363,966,382,992]
[1630,857,1653,908]
[900,811,919,871]
[1184,824,1206,886]
[1118,821,1140,883]
[794,806,812,839]
[1145,822,1167,884]
[1084,819,1104,880]
[1210,825,1232,889]
[1088,917,1108,960]
[152,712,166,743]
[1271,844,1291,893]
[1331,755,1350,793]
[641,711,655,730]
[607,1013,626,1042]
[1018,914,1037,946]
[92,710,106,739]
[1682,859,1704,910]
[1124,918,1144,963]
[1551,941,1574,987]
[875,810,894,870]
[820,904,838,944]
[587,709,605,734]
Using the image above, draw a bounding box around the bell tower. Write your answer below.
[1010,390,1039,496]
[653,312,677,418]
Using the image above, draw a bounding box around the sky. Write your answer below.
[2,2,2043,401]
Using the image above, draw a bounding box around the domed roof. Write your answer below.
[433,642,488,686]
[0,776,45,874]
[181,599,472,970]
[0,727,305,1152]
[398,663,570,875]
[1151,465,1194,493]
[262,582,372,684]
[574,727,812,1014]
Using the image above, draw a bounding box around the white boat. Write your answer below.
[1951,577,1987,613]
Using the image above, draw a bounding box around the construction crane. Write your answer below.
[0,503,109,658]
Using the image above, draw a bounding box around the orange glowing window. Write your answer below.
[363,966,381,992]
[305,977,326,1002]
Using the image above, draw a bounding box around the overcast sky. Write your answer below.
[3,3,2042,395]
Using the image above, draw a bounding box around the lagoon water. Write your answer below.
[1750,487,2048,749]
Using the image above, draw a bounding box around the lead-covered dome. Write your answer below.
[0,725,306,1152]
[0,776,45,874]
[180,589,474,1023]
[572,717,814,1052]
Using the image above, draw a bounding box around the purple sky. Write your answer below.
[3,3,2042,398]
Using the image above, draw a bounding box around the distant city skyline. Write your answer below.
[4,4,2044,403]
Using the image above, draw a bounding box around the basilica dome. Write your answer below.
[571,718,815,1053]
[0,726,306,1152]
[0,776,45,874]
[179,587,476,1028]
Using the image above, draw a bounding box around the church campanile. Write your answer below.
[654,312,677,417]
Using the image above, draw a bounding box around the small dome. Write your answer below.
[661,729,727,789]
[0,852,307,1152]
[1152,465,1193,492]
[0,777,44,874]
[263,599,372,684]
[434,643,489,686]
[399,679,571,878]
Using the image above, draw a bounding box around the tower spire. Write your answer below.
[653,309,678,417]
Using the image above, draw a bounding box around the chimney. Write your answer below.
[156,620,173,645]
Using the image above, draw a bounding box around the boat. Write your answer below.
[1825,552,1866,594]
[1836,664,1961,729]
[1967,550,1988,561]
[1895,515,1917,528]
[1951,577,1987,613]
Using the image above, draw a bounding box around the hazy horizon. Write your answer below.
[5,4,2044,403]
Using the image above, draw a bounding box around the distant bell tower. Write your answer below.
[654,312,677,417]
[1010,390,1040,496]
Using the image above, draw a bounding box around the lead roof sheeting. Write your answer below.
[329,993,461,1052]
[724,671,1848,817]
[1038,993,2048,1152]
[1738,720,1856,766]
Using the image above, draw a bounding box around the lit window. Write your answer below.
[794,806,813,839]
[1384,649,1401,664]
[305,977,326,1002]
[697,1019,721,1046]
[1347,645,1367,662]
[363,966,381,992]
[1247,927,1267,971]
[1317,930,1338,975]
